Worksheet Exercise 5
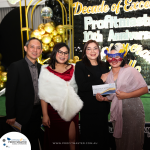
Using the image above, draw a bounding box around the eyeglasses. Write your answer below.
[58,50,69,56]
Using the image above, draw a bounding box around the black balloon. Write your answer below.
[45,0,50,7]
[51,15,57,22]
[55,16,62,25]
[53,5,62,15]
[64,3,69,12]
[50,0,60,9]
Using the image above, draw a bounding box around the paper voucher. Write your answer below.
[92,83,116,95]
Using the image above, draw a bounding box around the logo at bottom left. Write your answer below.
[0,132,31,150]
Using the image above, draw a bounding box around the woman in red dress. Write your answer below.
[38,43,83,150]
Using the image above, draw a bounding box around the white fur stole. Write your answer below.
[38,65,83,121]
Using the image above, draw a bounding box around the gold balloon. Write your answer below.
[45,23,51,26]
[39,29,45,35]
[43,33,50,36]
[49,41,55,48]
[1,76,7,82]
[33,29,41,36]
[42,43,50,53]
[0,53,2,61]
[37,35,42,40]
[74,60,80,63]
[68,59,74,63]
[49,34,54,39]
[1,72,7,76]
[0,82,5,90]
[73,56,79,62]
[53,35,62,43]
[52,30,58,36]
[49,21,56,27]
[42,35,51,44]
[44,24,54,33]
[56,25,64,35]
[38,23,45,30]
[30,30,41,39]
[50,48,53,52]
[0,66,5,72]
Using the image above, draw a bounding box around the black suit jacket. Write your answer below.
[75,61,110,114]
[6,58,41,125]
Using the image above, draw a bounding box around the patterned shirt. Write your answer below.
[25,56,40,105]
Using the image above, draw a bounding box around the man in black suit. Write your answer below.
[6,37,43,150]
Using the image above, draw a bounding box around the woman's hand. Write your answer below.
[96,93,106,101]
[116,90,128,100]
[42,115,50,128]
[101,72,109,83]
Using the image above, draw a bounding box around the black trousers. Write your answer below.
[21,105,42,150]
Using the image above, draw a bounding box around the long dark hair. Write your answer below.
[82,40,103,66]
[48,42,70,69]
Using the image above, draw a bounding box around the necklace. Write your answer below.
[113,70,119,76]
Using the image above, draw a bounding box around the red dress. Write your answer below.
[43,65,79,150]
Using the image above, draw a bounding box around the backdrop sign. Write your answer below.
[73,0,150,86]
[73,0,150,149]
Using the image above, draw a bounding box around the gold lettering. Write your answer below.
[130,44,138,52]
[111,4,116,12]
[135,66,141,72]
[132,2,138,10]
[82,6,87,14]
[139,1,144,9]
[128,60,137,67]
[123,43,129,52]
[115,0,122,15]
[104,5,110,12]
[144,1,150,9]
[98,5,101,13]
[100,1,105,13]
[73,2,83,15]
[87,6,92,14]
[124,0,132,12]
[91,6,99,14]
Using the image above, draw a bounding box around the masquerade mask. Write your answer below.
[104,43,128,61]
[107,57,123,63]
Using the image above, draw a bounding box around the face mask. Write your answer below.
[107,57,123,63]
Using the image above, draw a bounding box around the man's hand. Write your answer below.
[6,118,16,125]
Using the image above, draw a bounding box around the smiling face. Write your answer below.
[24,39,42,63]
[85,42,99,61]
[108,50,123,68]
[56,46,69,64]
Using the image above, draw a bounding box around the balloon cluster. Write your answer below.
[68,56,80,64]
[31,21,65,59]
[0,53,7,90]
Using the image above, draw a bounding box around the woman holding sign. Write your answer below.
[96,43,148,150]
[75,40,110,150]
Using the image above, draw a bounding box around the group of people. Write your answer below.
[5,37,148,150]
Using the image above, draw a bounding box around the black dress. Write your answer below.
[75,61,110,150]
